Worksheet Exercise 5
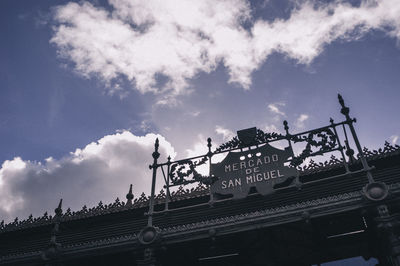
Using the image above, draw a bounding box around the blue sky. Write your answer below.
[0,0,399,240]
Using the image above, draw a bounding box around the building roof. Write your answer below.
[1,142,400,264]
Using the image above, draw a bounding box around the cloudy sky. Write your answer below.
[1,0,400,229]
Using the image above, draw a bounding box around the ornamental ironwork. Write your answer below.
[3,94,396,234]
[142,94,381,227]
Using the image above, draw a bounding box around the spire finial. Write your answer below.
[155,138,159,151]
[55,199,63,217]
[283,120,289,132]
[207,137,212,156]
[152,138,160,160]
[126,184,134,205]
[338,93,350,117]
[42,200,62,261]
[338,93,344,106]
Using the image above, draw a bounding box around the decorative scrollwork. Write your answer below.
[1,141,398,233]
[359,141,400,159]
[134,193,149,204]
[298,155,343,173]
[255,129,285,144]
[290,128,338,166]
[155,189,166,201]
[169,155,209,185]
[211,126,339,172]
[171,186,190,197]
[215,129,285,153]
[215,136,240,153]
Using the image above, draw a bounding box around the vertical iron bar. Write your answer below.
[147,138,160,227]
[159,165,168,211]
[160,165,167,185]
[342,124,355,163]
[338,94,374,183]
[283,120,294,157]
[207,137,214,204]
[330,118,350,173]
[165,156,171,211]
[283,120,301,187]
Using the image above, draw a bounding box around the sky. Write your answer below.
[0,0,399,238]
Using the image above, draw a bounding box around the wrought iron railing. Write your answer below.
[144,94,382,229]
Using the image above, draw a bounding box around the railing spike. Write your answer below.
[126,184,134,205]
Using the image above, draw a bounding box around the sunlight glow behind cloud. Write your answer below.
[215,125,235,142]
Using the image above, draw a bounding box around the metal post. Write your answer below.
[283,121,294,157]
[42,199,63,264]
[338,94,374,183]
[207,137,214,204]
[164,156,171,211]
[330,118,350,173]
[342,124,356,163]
[283,120,301,188]
[148,138,160,227]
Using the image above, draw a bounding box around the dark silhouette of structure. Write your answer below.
[1,95,400,265]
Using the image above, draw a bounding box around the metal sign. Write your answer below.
[210,144,297,199]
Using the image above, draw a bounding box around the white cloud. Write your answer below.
[267,103,286,116]
[190,111,201,117]
[51,0,400,103]
[51,0,252,104]
[0,131,175,222]
[185,134,209,158]
[390,135,399,145]
[252,0,400,64]
[139,120,152,133]
[215,125,235,142]
[264,124,281,133]
[295,113,309,129]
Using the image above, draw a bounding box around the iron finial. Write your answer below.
[152,138,160,160]
[207,137,213,156]
[126,184,134,205]
[338,94,350,117]
[283,120,289,132]
[55,199,63,217]
[42,198,63,261]
[345,140,355,163]
[155,138,159,150]
[338,93,344,106]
